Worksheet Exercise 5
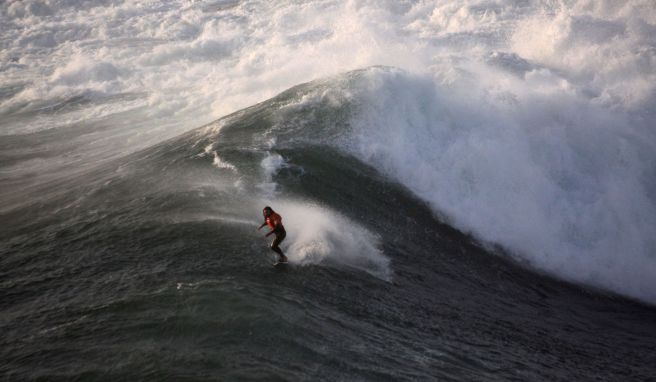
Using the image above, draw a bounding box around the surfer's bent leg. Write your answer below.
[271,231,287,262]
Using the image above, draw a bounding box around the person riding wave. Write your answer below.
[258,206,288,263]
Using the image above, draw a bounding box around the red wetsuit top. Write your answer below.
[266,212,285,233]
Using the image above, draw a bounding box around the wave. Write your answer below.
[338,68,656,304]
[1,0,655,301]
[3,2,656,379]
[2,61,654,303]
[194,66,656,304]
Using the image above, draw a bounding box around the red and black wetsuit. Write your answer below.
[266,212,286,256]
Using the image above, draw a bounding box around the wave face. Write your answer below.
[2,0,656,380]
[198,65,656,305]
[2,0,654,303]
[3,71,656,380]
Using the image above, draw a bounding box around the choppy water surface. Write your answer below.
[2,1,656,380]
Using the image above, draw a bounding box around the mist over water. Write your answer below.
[2,1,656,380]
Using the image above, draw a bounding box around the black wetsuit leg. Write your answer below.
[271,230,286,260]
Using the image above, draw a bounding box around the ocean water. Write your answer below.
[2,1,656,380]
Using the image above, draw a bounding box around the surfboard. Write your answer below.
[273,261,288,267]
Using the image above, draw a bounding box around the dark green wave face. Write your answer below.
[2,68,656,381]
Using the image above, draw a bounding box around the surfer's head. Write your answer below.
[263,206,273,217]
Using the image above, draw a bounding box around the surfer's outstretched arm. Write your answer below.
[257,222,267,230]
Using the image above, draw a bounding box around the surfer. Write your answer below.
[258,206,288,263]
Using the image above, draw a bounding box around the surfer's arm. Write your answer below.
[257,222,267,230]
